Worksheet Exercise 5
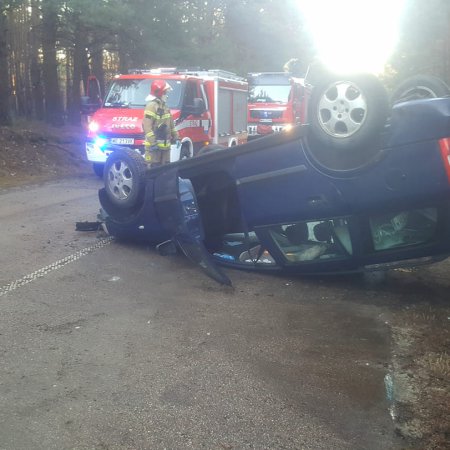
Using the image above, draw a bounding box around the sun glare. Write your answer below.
[298,0,406,74]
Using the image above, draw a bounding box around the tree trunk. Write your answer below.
[91,46,105,99]
[118,33,130,74]
[30,0,44,119]
[81,47,90,92]
[41,0,64,126]
[0,8,12,125]
[67,16,84,126]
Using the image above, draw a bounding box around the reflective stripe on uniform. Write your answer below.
[145,111,171,120]
[156,140,171,149]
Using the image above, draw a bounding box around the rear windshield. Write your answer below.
[104,79,183,109]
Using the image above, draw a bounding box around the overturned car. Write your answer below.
[98,73,450,285]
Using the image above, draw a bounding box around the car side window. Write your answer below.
[270,219,353,262]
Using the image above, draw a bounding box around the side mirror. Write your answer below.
[81,95,101,115]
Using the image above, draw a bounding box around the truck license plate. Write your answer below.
[111,138,134,144]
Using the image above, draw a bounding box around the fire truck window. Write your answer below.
[103,79,183,109]
[104,79,152,108]
[248,85,291,103]
[183,81,197,107]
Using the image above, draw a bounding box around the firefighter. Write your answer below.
[282,58,304,77]
[143,80,179,167]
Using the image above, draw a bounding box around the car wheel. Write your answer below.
[307,73,389,171]
[103,148,147,207]
[390,74,450,105]
[197,144,226,156]
[93,163,104,177]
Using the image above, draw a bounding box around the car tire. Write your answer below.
[390,74,450,105]
[306,73,389,171]
[197,144,226,156]
[93,163,104,177]
[103,148,147,208]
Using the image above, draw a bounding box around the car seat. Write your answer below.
[284,222,328,261]
[313,222,333,243]
[285,223,310,244]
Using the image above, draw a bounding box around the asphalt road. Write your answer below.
[0,176,419,449]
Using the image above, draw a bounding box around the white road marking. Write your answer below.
[0,237,114,297]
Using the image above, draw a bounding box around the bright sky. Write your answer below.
[298,0,407,74]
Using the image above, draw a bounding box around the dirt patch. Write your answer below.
[0,121,92,189]
[385,265,450,449]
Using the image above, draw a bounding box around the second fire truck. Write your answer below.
[247,71,307,140]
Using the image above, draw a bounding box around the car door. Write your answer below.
[178,79,210,145]
[153,167,231,285]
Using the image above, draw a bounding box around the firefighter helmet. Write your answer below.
[151,80,171,98]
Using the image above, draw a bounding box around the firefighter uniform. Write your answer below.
[142,97,179,167]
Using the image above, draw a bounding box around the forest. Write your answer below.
[0,0,449,127]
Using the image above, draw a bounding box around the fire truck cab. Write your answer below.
[247,72,307,140]
[85,68,248,176]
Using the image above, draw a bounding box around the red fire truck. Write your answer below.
[85,68,248,176]
[247,72,307,140]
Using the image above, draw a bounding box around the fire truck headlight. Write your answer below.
[284,124,293,132]
[88,121,100,133]
[94,137,107,149]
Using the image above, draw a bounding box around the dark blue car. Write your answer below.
[98,73,450,285]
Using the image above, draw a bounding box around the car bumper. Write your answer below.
[85,142,115,163]
[86,142,181,163]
